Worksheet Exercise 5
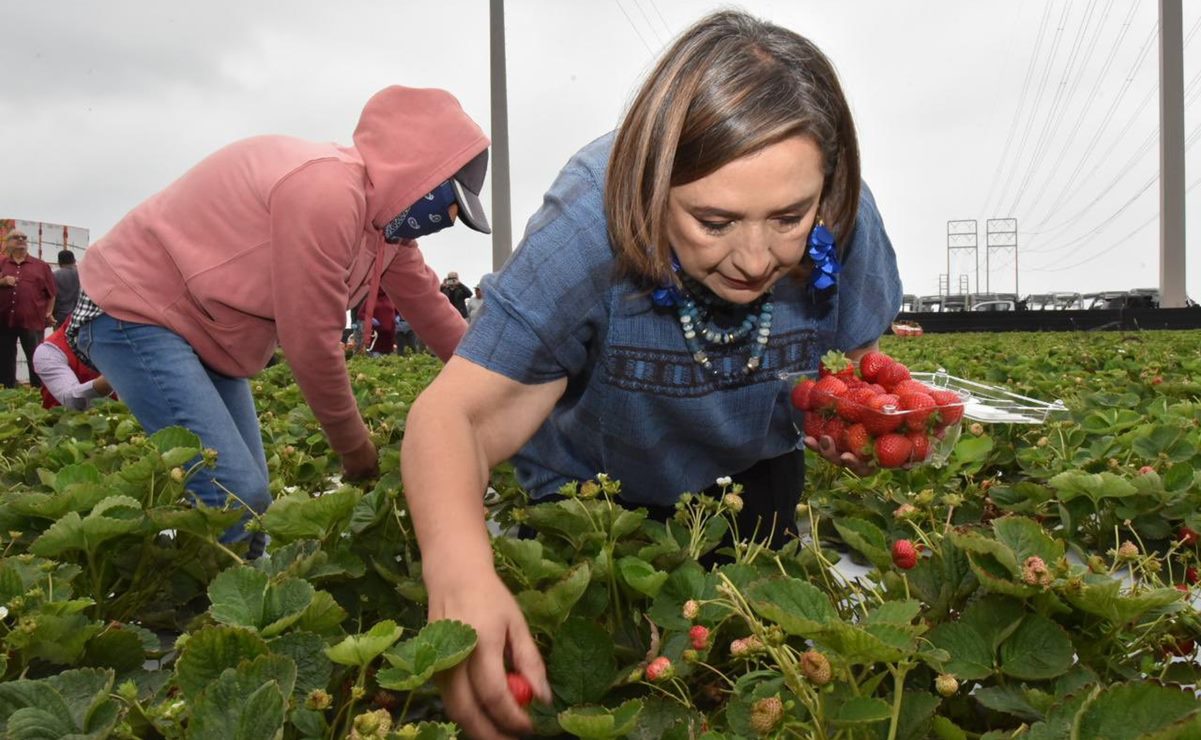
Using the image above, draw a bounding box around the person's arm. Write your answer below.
[402,356,563,739]
[33,343,102,410]
[380,246,467,361]
[268,162,377,478]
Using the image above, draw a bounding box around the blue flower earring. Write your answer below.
[807,220,840,298]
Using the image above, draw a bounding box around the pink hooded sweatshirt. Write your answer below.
[80,86,486,455]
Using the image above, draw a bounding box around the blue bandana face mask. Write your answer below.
[383,180,457,243]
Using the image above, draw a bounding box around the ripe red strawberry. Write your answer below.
[877,361,912,391]
[907,432,931,462]
[1180,527,1200,546]
[790,378,817,411]
[819,350,855,380]
[803,411,824,438]
[857,350,894,383]
[874,433,913,468]
[842,423,872,457]
[1187,567,1199,584]
[930,390,964,425]
[891,539,918,569]
[862,394,903,435]
[821,417,847,449]
[836,386,875,423]
[689,625,710,650]
[507,673,534,707]
[899,392,937,431]
[891,379,933,397]
[812,375,848,410]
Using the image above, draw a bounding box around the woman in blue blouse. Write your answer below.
[402,10,901,738]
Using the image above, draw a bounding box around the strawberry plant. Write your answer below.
[0,333,1195,737]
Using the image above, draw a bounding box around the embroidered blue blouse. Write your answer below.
[457,133,902,506]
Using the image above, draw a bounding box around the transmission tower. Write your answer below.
[985,218,1019,296]
[946,220,979,296]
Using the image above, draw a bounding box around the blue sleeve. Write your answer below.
[833,184,903,351]
[456,163,612,384]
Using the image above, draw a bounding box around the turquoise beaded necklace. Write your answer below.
[675,275,774,376]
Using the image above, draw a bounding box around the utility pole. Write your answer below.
[1159,0,1186,307]
[489,0,514,270]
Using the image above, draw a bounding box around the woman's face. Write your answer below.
[666,135,824,304]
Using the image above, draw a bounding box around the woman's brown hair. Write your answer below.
[605,10,860,288]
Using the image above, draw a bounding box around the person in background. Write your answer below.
[52,249,81,328]
[358,287,397,355]
[400,11,901,737]
[0,230,56,388]
[33,322,113,410]
[466,284,484,323]
[440,271,472,318]
[72,86,492,558]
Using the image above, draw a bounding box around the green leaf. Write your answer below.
[746,577,838,636]
[379,620,477,690]
[81,627,146,674]
[930,716,969,740]
[515,562,590,634]
[864,599,923,629]
[207,566,314,637]
[323,620,401,667]
[959,595,1025,652]
[295,589,348,635]
[832,696,892,725]
[1075,682,1201,739]
[998,614,1073,680]
[1061,578,1182,625]
[145,505,243,539]
[268,632,331,701]
[546,617,616,705]
[149,426,203,455]
[992,516,1064,563]
[832,518,893,570]
[927,622,993,680]
[973,684,1045,722]
[261,488,362,542]
[174,626,269,699]
[30,495,145,557]
[617,556,668,598]
[188,662,287,740]
[557,699,643,738]
[45,667,119,735]
[821,622,908,665]
[1048,471,1138,504]
[647,561,707,631]
[895,690,942,740]
[48,463,102,493]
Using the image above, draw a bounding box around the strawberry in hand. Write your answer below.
[507,673,534,708]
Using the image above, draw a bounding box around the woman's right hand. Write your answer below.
[429,570,551,739]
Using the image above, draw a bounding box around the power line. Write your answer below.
[613,0,656,55]
[641,0,673,39]
[627,0,665,46]
[1025,66,1201,239]
[1004,0,1102,217]
[980,1,1057,217]
[1018,0,1118,222]
[990,1,1071,218]
[1025,172,1201,273]
[1031,13,1201,229]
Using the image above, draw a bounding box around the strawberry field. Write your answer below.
[0,329,1198,739]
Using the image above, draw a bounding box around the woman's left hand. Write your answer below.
[803,435,876,476]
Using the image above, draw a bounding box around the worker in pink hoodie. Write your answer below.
[70,86,490,558]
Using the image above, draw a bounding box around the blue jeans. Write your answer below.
[77,314,270,558]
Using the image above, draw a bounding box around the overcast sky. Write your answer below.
[2,0,1198,302]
